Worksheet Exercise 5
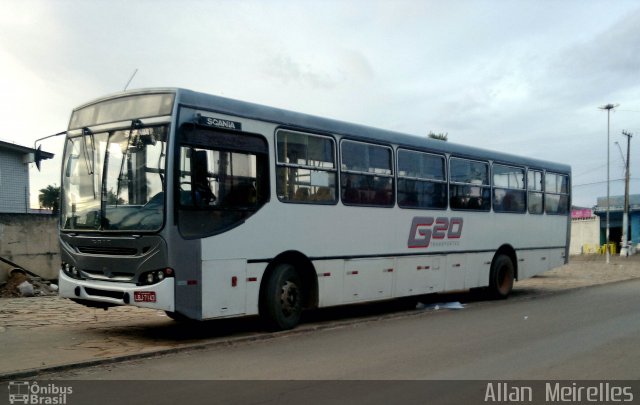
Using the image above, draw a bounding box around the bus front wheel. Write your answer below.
[261,263,303,331]
[488,254,515,299]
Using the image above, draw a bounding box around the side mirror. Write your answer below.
[33,130,65,171]
[34,145,44,171]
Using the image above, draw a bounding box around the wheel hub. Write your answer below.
[280,280,299,317]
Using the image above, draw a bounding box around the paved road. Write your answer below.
[3,254,639,379]
[22,279,638,404]
[41,279,640,380]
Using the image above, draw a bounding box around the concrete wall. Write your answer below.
[0,214,59,282]
[570,217,601,255]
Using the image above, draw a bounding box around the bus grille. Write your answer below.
[84,287,125,300]
[81,270,136,282]
[76,246,138,256]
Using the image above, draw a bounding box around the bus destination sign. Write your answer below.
[197,114,242,131]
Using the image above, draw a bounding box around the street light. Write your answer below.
[621,130,633,256]
[599,103,619,264]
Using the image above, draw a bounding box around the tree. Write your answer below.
[428,131,448,141]
[107,188,126,205]
[39,185,60,214]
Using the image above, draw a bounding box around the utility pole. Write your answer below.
[621,130,633,256]
[599,103,618,264]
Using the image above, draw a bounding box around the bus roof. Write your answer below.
[80,87,571,174]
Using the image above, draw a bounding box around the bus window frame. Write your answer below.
[396,148,448,210]
[175,124,271,239]
[448,156,491,211]
[492,163,526,214]
[527,168,544,215]
[544,171,570,216]
[340,139,395,208]
[275,128,339,205]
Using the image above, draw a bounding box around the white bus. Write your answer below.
[57,88,571,330]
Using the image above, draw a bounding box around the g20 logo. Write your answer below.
[407,216,463,249]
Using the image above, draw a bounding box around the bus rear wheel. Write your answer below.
[261,263,303,331]
[488,254,515,299]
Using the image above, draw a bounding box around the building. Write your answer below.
[0,140,53,213]
[0,140,57,281]
[593,195,640,251]
[570,208,600,255]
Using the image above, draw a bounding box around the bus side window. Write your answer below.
[527,169,544,214]
[449,158,490,211]
[340,140,394,207]
[276,130,337,204]
[397,149,447,210]
[191,150,216,207]
[177,126,269,238]
[545,173,569,215]
[493,164,525,214]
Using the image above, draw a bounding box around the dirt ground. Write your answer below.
[516,254,640,292]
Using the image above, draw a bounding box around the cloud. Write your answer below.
[539,7,640,106]
[2,0,640,209]
[263,53,338,89]
[261,48,375,92]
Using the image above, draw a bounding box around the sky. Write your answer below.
[1,0,639,209]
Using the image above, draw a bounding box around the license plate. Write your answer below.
[134,291,156,303]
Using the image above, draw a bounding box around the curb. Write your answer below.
[0,306,431,382]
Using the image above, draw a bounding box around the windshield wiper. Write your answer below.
[81,127,97,199]
[81,127,95,175]
[114,119,143,208]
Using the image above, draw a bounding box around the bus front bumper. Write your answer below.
[58,270,175,312]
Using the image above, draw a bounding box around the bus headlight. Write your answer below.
[62,262,81,279]
[139,268,174,285]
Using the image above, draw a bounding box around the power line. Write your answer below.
[573,163,607,177]
[572,178,640,188]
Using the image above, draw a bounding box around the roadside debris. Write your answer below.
[416,301,465,310]
[17,281,34,297]
[0,269,58,298]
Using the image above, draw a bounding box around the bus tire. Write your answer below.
[488,254,515,299]
[261,263,303,331]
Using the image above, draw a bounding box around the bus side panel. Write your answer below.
[445,254,466,291]
[201,259,247,319]
[464,252,493,289]
[315,260,345,307]
[246,263,267,315]
[343,258,394,303]
[170,236,203,320]
[517,250,539,280]
[548,248,567,272]
[517,249,563,280]
[394,256,445,297]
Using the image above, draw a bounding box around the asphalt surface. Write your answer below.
[36,278,640,381]
[3,278,637,405]
[2,255,640,382]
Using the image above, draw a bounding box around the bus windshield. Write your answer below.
[61,125,168,231]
